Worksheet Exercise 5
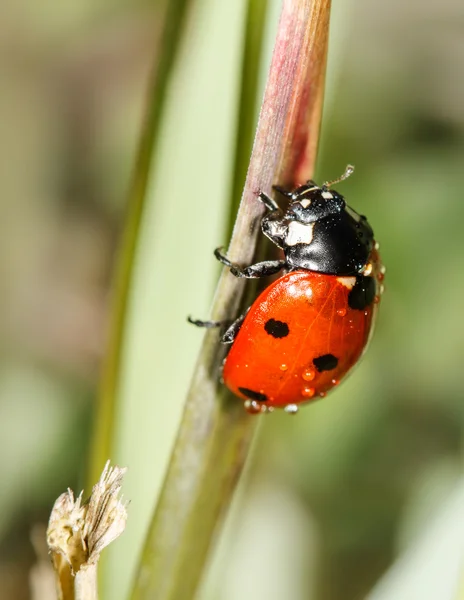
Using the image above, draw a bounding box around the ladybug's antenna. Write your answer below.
[323,164,354,189]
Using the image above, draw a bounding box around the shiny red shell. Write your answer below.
[223,250,383,411]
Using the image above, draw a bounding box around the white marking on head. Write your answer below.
[321,191,333,199]
[299,199,311,208]
[337,276,356,289]
[285,221,314,246]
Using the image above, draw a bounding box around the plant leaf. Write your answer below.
[87,0,194,489]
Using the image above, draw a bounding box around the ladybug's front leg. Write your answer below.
[214,248,285,279]
[258,192,280,211]
[272,185,294,200]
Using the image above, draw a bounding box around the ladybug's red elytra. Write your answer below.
[189,165,384,414]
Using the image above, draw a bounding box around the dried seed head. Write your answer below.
[47,461,128,576]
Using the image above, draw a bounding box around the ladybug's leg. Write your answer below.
[258,192,280,212]
[231,259,286,278]
[188,313,246,344]
[213,248,235,269]
[221,311,247,344]
[214,248,285,279]
[272,185,294,200]
[187,316,231,329]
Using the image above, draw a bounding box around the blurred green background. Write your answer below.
[1,0,463,599]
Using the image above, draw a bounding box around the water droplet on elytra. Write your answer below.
[280,364,288,371]
[374,295,380,304]
[331,378,340,386]
[302,368,315,381]
[301,386,315,398]
[319,391,327,398]
[337,308,347,317]
[244,400,262,415]
[284,404,299,415]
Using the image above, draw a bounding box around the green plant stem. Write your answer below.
[87,0,193,488]
[130,1,332,599]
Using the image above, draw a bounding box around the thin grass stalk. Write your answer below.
[130,1,332,599]
[87,0,194,487]
[227,0,269,235]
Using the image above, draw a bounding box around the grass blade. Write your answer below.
[87,0,193,488]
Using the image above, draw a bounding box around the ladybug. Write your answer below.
[189,165,384,414]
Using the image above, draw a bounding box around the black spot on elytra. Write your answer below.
[264,318,289,338]
[348,276,376,310]
[238,387,267,402]
[313,354,339,372]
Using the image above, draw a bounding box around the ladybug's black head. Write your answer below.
[262,165,376,275]
[286,185,346,224]
[285,164,354,224]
